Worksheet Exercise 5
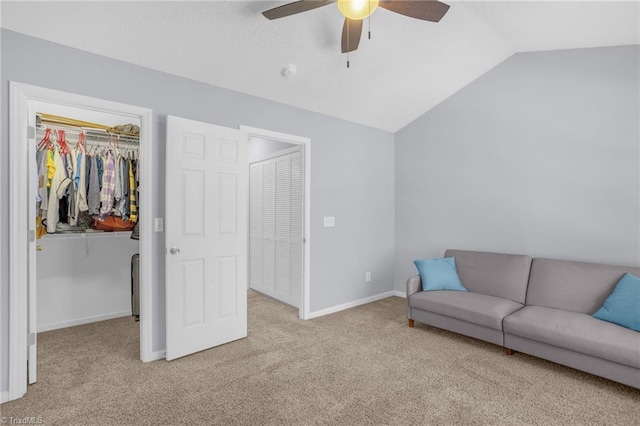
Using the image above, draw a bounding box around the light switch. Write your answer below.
[323,216,335,227]
[154,218,164,232]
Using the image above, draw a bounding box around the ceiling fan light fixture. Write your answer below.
[338,0,379,20]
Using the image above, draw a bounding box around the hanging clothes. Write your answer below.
[85,153,92,193]
[46,149,56,189]
[72,147,88,226]
[35,151,49,239]
[45,148,72,233]
[35,151,43,207]
[96,155,104,190]
[36,150,48,217]
[134,157,140,215]
[128,159,137,223]
[99,151,116,218]
[116,157,129,219]
[113,152,122,208]
[87,155,100,215]
[35,123,140,234]
[65,152,76,225]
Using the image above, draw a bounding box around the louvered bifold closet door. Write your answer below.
[249,164,263,291]
[275,156,291,303]
[288,152,303,307]
[262,161,276,294]
[249,150,302,308]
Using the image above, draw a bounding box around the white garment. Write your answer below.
[37,151,49,220]
[46,149,72,233]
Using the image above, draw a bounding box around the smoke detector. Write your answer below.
[281,64,297,78]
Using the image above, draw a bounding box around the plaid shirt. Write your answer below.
[99,151,116,218]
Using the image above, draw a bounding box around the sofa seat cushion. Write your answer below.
[409,291,524,331]
[504,306,640,369]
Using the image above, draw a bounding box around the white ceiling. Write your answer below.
[2,1,638,132]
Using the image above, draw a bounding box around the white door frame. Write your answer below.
[240,126,311,320]
[7,82,154,402]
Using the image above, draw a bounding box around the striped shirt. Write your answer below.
[128,159,137,223]
[99,151,116,218]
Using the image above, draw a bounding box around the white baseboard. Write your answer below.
[1,390,10,403]
[306,291,397,319]
[37,310,132,333]
[392,290,406,298]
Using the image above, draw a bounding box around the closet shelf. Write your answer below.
[41,231,135,241]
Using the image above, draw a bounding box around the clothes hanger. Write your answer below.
[37,128,53,151]
[76,132,86,154]
[57,129,70,155]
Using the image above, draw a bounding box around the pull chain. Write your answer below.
[368,1,371,39]
[347,18,350,68]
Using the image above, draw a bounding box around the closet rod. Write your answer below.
[46,137,140,151]
[36,125,140,145]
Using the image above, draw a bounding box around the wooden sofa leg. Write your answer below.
[505,348,514,356]
[408,319,415,328]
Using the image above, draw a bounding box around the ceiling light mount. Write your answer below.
[281,64,297,78]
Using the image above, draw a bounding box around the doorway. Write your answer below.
[7,82,154,402]
[34,102,141,333]
[241,126,311,319]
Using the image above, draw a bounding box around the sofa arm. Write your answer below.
[406,275,422,297]
[406,275,422,320]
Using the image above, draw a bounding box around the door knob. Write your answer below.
[169,247,181,255]
[36,245,42,252]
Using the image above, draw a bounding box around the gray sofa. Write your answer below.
[406,249,640,389]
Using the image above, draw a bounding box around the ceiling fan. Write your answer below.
[262,0,450,58]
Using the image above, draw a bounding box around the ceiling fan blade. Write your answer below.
[262,0,336,20]
[341,18,363,53]
[379,0,450,22]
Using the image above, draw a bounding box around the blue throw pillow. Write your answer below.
[413,257,467,292]
[593,273,640,332]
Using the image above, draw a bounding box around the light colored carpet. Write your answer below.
[2,292,639,425]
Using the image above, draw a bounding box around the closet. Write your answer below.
[34,102,141,332]
[249,143,303,308]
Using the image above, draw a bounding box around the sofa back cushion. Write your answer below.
[526,258,640,314]
[444,249,532,304]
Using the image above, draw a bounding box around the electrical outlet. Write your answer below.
[154,218,164,232]
[365,272,371,282]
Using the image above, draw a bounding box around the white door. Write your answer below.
[165,116,248,361]
[249,149,303,308]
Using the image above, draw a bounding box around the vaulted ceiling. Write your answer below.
[2,1,638,131]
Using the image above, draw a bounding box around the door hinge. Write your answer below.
[28,230,36,243]
[28,333,36,346]
[27,126,35,139]
[303,238,306,244]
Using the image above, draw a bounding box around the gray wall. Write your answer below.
[0,29,395,392]
[394,45,640,291]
